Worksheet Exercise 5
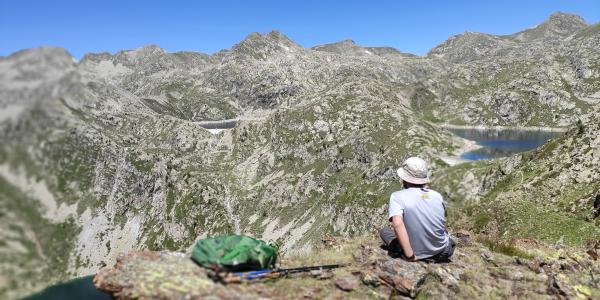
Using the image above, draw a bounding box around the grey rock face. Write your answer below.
[225,30,304,61]
[511,12,588,42]
[312,39,415,60]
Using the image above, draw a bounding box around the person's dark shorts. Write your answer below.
[378,227,456,262]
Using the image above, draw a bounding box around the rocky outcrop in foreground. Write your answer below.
[94,234,600,299]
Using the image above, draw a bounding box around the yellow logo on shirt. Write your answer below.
[421,193,429,200]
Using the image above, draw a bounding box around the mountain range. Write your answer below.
[0,12,599,298]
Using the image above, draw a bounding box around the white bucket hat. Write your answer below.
[397,157,430,185]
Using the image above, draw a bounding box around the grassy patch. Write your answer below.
[504,202,599,245]
[473,212,492,232]
[478,237,533,259]
[132,159,154,172]
[0,176,81,293]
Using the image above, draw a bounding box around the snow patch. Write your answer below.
[207,129,225,134]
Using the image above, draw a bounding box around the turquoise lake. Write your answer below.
[448,128,563,160]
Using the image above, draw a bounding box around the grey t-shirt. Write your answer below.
[388,187,449,259]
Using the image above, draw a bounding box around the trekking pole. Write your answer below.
[226,263,347,283]
[273,264,348,276]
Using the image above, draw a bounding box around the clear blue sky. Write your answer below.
[1,0,599,59]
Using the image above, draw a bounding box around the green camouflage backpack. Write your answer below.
[191,235,278,271]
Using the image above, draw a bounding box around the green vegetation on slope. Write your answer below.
[0,177,81,299]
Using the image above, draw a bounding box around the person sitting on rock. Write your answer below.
[379,156,455,262]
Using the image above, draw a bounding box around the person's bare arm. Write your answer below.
[391,215,416,260]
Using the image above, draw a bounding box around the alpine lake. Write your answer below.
[447,127,564,160]
[24,275,111,300]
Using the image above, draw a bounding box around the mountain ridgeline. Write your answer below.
[0,12,599,298]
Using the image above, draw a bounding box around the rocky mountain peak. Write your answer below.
[1,46,75,65]
[133,44,166,55]
[338,39,357,45]
[548,11,588,27]
[119,44,167,61]
[0,46,75,91]
[312,39,360,54]
[228,30,302,60]
[428,12,589,61]
[426,31,504,62]
[79,51,113,64]
[91,44,171,73]
[511,12,588,41]
[311,39,363,55]
[313,39,415,59]
[80,45,166,65]
[264,30,296,43]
